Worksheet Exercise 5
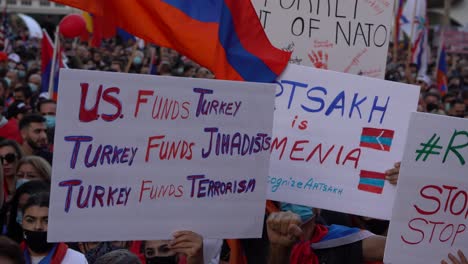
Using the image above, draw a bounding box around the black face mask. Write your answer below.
[23,230,54,254]
[146,256,178,264]
[426,103,439,112]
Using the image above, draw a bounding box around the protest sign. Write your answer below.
[267,64,419,220]
[48,69,275,242]
[384,113,468,264]
[252,0,394,78]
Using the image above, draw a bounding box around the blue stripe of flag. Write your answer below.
[163,0,277,82]
[359,178,385,188]
[360,136,393,146]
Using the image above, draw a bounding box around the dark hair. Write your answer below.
[423,92,441,101]
[462,89,468,100]
[6,100,30,119]
[7,181,50,243]
[0,78,8,90]
[94,249,141,264]
[37,99,56,113]
[451,98,465,107]
[0,139,24,160]
[22,192,50,214]
[19,113,46,131]
[13,86,32,100]
[0,236,25,264]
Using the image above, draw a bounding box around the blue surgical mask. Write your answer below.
[280,203,315,223]
[17,70,26,79]
[16,210,23,225]
[28,82,38,93]
[44,115,55,128]
[133,56,142,65]
[4,77,11,87]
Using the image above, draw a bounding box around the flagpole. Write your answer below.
[434,28,444,80]
[48,27,59,98]
[405,0,418,83]
[393,0,399,64]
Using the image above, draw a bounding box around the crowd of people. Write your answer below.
[0,14,466,264]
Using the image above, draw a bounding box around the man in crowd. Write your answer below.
[19,114,52,164]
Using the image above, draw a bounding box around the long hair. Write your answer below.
[16,156,52,183]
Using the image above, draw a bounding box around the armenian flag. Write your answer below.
[358,170,386,194]
[436,45,448,95]
[360,127,395,152]
[50,0,291,83]
[41,30,64,100]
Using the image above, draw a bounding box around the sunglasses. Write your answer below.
[0,153,17,164]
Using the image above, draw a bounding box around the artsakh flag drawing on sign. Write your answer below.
[358,170,386,194]
[360,127,395,152]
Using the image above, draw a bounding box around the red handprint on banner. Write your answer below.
[308,50,329,69]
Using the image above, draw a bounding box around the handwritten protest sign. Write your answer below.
[267,64,419,220]
[384,113,468,264]
[48,69,275,242]
[252,0,394,78]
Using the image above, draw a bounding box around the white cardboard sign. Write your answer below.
[252,0,394,78]
[384,113,468,264]
[267,64,419,220]
[48,69,275,242]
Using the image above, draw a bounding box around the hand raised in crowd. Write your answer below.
[169,231,203,264]
[441,250,468,264]
[267,211,303,247]
[385,162,401,185]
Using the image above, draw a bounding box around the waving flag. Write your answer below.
[401,0,428,75]
[436,44,448,95]
[50,0,291,83]
[41,30,65,100]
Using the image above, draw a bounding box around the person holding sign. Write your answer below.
[266,204,386,264]
[20,192,87,263]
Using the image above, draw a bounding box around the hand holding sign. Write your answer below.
[441,250,468,264]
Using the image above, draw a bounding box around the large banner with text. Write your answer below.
[48,69,275,242]
[267,65,419,220]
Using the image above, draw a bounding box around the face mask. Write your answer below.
[445,103,451,112]
[133,56,142,65]
[16,178,30,189]
[426,103,439,112]
[17,70,26,79]
[280,203,315,223]
[146,256,178,264]
[23,230,54,253]
[4,77,11,87]
[16,210,23,225]
[28,82,38,93]
[44,115,56,128]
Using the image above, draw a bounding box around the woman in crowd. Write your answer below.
[20,192,87,263]
[16,156,51,184]
[144,231,204,264]
[6,180,49,243]
[0,139,23,201]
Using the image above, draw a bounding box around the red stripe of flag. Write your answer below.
[360,170,386,180]
[359,142,391,151]
[362,127,395,138]
[358,184,383,194]
[224,0,291,76]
